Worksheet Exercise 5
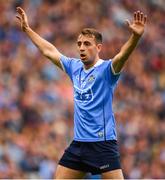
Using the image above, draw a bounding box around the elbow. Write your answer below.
[42,49,49,57]
[42,45,54,57]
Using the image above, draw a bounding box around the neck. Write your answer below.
[84,57,100,70]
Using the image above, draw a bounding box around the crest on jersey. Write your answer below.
[98,131,104,138]
[88,75,95,82]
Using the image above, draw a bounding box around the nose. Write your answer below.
[79,44,85,51]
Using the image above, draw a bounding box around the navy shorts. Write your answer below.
[59,140,121,175]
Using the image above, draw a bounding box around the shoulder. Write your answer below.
[60,54,83,70]
[95,59,112,69]
[60,54,81,63]
[70,57,83,68]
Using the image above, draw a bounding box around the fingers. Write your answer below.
[140,12,143,21]
[16,7,23,23]
[16,7,24,15]
[16,6,26,20]
[16,15,22,21]
[143,15,147,24]
[134,11,147,24]
[125,20,131,27]
[134,12,137,23]
[137,11,140,21]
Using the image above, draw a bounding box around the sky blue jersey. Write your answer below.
[60,55,120,142]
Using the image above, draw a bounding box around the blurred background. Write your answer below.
[0,0,165,179]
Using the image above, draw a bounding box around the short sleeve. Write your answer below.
[107,60,121,87]
[60,54,73,81]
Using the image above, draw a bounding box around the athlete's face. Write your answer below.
[77,35,102,66]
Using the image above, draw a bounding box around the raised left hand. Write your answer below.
[126,11,147,37]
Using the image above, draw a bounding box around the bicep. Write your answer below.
[112,53,126,74]
[43,46,63,70]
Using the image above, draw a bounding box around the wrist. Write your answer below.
[132,33,142,40]
[24,26,31,32]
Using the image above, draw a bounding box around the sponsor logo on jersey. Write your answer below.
[74,86,93,103]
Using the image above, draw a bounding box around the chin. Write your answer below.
[80,58,88,62]
[82,60,91,66]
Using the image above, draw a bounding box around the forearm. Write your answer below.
[119,33,140,60]
[25,27,55,55]
[24,27,61,67]
[16,7,62,68]
[112,34,141,73]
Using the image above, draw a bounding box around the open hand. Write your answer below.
[126,11,147,37]
[16,7,29,31]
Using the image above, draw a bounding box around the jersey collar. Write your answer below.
[83,59,104,73]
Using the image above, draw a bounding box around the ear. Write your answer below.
[97,44,102,52]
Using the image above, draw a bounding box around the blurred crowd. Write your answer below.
[0,0,164,179]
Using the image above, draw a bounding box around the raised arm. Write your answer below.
[112,11,147,73]
[16,7,62,69]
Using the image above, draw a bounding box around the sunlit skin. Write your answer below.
[77,35,102,70]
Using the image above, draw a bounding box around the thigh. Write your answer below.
[101,169,124,179]
[55,165,86,179]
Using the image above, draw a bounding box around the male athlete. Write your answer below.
[16,7,147,179]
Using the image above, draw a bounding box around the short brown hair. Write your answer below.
[80,28,102,44]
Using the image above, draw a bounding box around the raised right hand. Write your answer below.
[16,7,29,31]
